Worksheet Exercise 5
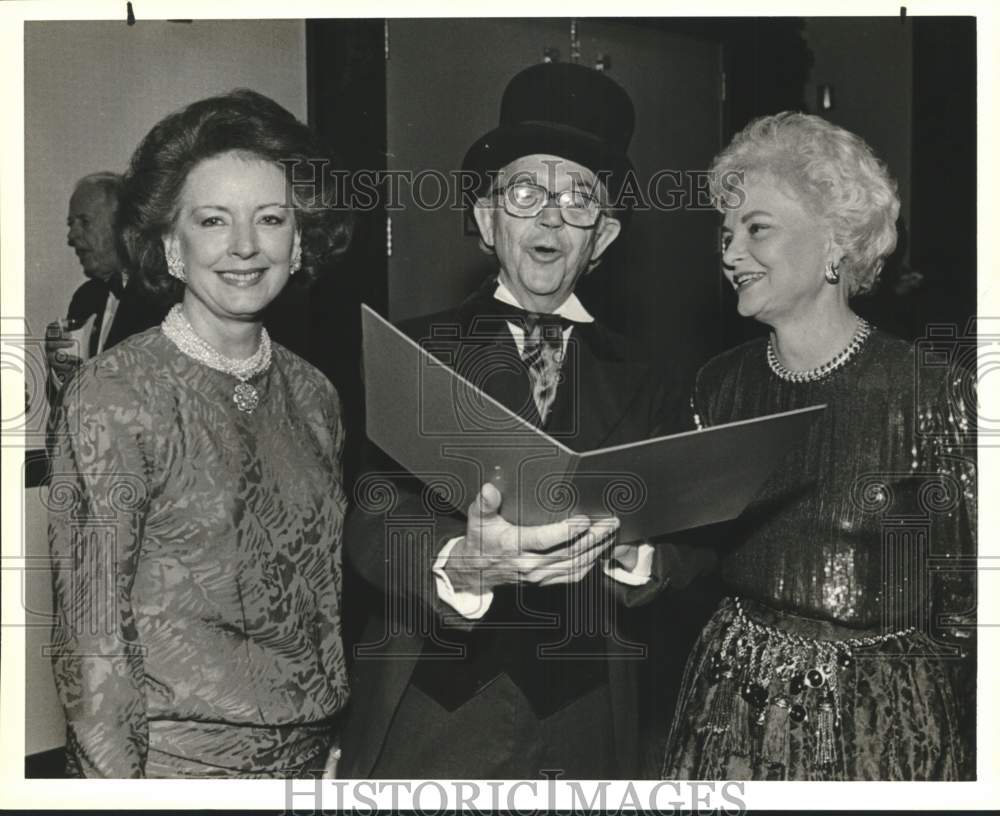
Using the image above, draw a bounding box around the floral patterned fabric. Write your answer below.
[47,328,348,778]
[663,330,976,780]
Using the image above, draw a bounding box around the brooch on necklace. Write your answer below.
[160,304,272,413]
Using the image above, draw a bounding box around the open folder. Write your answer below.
[362,305,824,543]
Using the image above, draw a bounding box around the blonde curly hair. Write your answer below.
[709,112,900,296]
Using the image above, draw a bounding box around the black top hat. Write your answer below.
[462,62,635,208]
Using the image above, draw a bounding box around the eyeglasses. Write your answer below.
[494,182,603,228]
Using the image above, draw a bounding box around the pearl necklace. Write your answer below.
[161,304,272,413]
[767,316,872,383]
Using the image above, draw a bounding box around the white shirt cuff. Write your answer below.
[432,536,494,619]
[603,542,655,586]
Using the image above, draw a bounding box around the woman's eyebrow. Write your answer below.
[740,209,774,222]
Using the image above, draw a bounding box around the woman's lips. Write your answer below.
[217,268,267,287]
[732,271,765,290]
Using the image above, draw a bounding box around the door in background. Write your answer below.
[385,18,725,388]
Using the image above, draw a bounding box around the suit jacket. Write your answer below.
[46,277,167,409]
[339,281,689,778]
[66,276,166,354]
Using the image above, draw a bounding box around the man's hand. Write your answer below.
[444,482,620,595]
[609,543,641,572]
[45,322,83,387]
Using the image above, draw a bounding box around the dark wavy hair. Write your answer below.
[119,89,352,302]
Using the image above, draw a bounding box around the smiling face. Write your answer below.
[66,183,121,281]
[720,174,840,326]
[164,151,299,344]
[473,154,621,313]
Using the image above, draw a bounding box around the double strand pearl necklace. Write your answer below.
[767,316,873,384]
[161,304,272,413]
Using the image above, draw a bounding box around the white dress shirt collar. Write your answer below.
[493,281,595,324]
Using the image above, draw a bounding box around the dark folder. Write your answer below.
[362,305,824,543]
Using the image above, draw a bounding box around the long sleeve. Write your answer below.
[917,361,977,750]
[47,369,151,777]
[918,362,977,637]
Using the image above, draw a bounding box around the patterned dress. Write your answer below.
[47,328,348,778]
[662,329,976,780]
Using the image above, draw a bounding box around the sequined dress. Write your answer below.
[661,329,976,780]
[47,328,348,778]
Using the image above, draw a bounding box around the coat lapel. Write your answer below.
[545,322,650,451]
[429,283,650,450]
[450,291,541,426]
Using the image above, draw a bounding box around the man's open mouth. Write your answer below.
[528,245,561,261]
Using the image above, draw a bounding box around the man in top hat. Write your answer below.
[339,62,692,779]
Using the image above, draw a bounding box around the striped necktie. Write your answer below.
[521,313,568,425]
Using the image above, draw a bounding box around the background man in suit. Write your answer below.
[45,172,164,395]
[340,63,697,779]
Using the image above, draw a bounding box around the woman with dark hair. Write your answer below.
[660,112,976,781]
[47,89,352,778]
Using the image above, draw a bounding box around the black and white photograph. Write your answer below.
[1,1,995,812]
